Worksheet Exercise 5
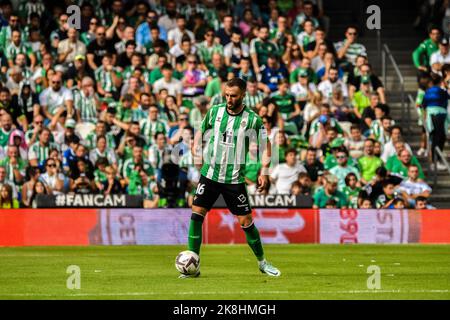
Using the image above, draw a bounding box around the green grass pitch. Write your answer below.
[0,245,449,300]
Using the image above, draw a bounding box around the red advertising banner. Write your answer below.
[0,209,450,246]
[204,209,317,244]
[0,209,98,246]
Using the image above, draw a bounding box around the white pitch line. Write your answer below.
[1,289,449,297]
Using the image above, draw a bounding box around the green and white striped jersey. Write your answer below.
[94,66,121,93]
[4,41,32,61]
[73,89,99,123]
[334,40,367,65]
[139,118,169,145]
[200,103,267,184]
[84,132,116,150]
[243,91,265,111]
[28,141,59,164]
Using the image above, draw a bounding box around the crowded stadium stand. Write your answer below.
[0,0,448,210]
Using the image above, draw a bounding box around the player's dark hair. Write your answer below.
[226,77,247,92]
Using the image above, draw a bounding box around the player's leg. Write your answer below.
[222,183,280,276]
[237,214,281,277]
[188,205,207,255]
[189,175,221,255]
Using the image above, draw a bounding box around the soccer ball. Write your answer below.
[175,250,200,275]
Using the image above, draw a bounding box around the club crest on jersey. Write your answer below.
[216,116,222,122]
[240,120,247,127]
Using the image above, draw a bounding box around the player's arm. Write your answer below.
[257,127,271,193]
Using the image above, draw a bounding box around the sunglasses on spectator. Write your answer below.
[147,15,157,19]
[90,21,98,25]
[35,121,43,125]
[52,81,61,84]
[180,118,188,121]
[187,60,197,64]
[336,155,347,159]
[47,163,56,168]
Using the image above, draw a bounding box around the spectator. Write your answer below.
[102,166,124,195]
[398,164,432,206]
[386,148,425,180]
[0,183,19,208]
[181,55,207,98]
[39,73,74,121]
[374,180,397,209]
[412,26,440,73]
[343,172,361,208]
[39,158,64,194]
[223,31,249,69]
[344,125,366,159]
[270,148,307,194]
[359,197,374,209]
[196,28,224,68]
[302,147,324,183]
[430,37,450,75]
[349,63,386,104]
[334,26,367,67]
[260,55,288,93]
[168,15,195,48]
[329,147,360,191]
[317,66,348,103]
[415,196,434,209]
[313,174,348,209]
[86,26,116,71]
[421,73,449,171]
[21,166,41,207]
[358,139,383,184]
[57,28,86,65]
[250,25,279,74]
[216,15,240,46]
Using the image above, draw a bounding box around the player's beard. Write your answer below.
[227,97,244,112]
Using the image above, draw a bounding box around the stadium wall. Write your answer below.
[0,209,449,246]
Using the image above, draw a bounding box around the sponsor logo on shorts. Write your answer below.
[237,194,247,203]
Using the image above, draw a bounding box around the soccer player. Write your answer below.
[182,77,281,278]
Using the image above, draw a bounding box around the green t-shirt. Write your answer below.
[343,186,361,209]
[271,91,296,118]
[204,77,222,98]
[329,165,361,191]
[412,38,439,68]
[385,155,425,180]
[0,128,12,147]
[358,155,383,182]
[313,187,349,208]
[290,67,318,84]
[324,154,356,170]
[251,39,279,67]
[352,91,371,115]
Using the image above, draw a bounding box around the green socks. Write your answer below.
[188,213,264,262]
[243,222,264,261]
[188,213,204,254]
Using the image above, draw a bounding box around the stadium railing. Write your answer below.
[382,44,410,133]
